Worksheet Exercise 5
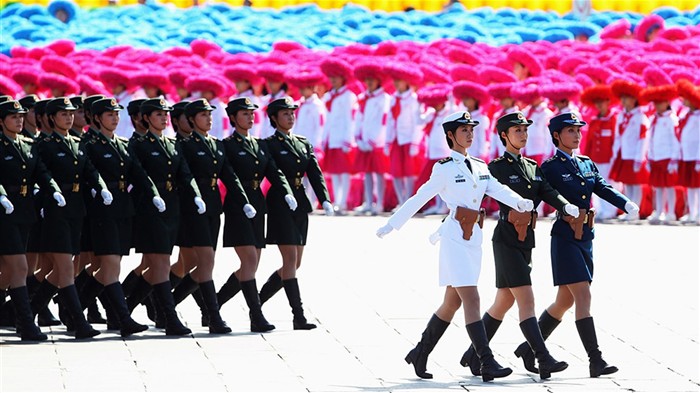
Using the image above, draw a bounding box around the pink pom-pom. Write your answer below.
[417,83,451,108]
[453,81,491,106]
[634,14,665,42]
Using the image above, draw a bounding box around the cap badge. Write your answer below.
[244,98,252,106]
[463,112,471,120]
[285,97,293,105]
[63,98,70,105]
[110,99,117,107]
[202,99,209,106]
[159,99,166,106]
[517,113,526,121]
[13,102,21,109]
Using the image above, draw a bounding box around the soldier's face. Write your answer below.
[450,125,473,149]
[25,108,36,127]
[234,110,255,130]
[147,110,169,131]
[99,111,120,132]
[52,110,74,132]
[177,114,193,134]
[194,111,213,132]
[505,125,528,149]
[1,113,24,133]
[274,109,295,132]
[556,126,581,149]
[73,108,87,128]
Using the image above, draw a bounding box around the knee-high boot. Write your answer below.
[151,282,191,336]
[30,280,59,318]
[460,313,502,376]
[102,282,148,337]
[191,288,209,327]
[216,273,241,307]
[172,274,199,305]
[58,285,100,339]
[259,271,283,306]
[78,275,104,311]
[519,317,568,379]
[9,286,47,341]
[282,278,316,330]
[465,320,513,382]
[514,310,561,373]
[98,291,120,330]
[30,276,60,327]
[404,314,450,379]
[125,276,153,313]
[240,279,275,333]
[575,317,618,377]
[121,270,140,297]
[198,281,231,334]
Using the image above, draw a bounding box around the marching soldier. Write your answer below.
[69,96,86,139]
[18,94,40,140]
[376,111,533,381]
[459,112,576,379]
[128,99,149,141]
[260,97,335,330]
[512,113,639,378]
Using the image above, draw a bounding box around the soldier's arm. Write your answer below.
[175,142,202,199]
[536,165,569,211]
[260,140,293,196]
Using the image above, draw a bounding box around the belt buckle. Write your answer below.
[118,181,126,192]
[20,185,28,197]
[72,183,80,192]
[294,177,303,187]
[210,178,217,187]
[252,180,260,190]
[165,180,173,192]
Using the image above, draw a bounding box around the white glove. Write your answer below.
[633,161,643,173]
[284,194,298,211]
[322,201,334,216]
[101,189,113,205]
[667,160,679,173]
[53,192,66,207]
[40,208,44,218]
[376,223,394,238]
[152,196,166,213]
[91,188,97,198]
[383,145,390,156]
[243,203,256,219]
[625,201,640,215]
[563,203,579,218]
[516,199,534,213]
[0,195,14,214]
[409,144,419,157]
[194,196,206,214]
[695,161,700,172]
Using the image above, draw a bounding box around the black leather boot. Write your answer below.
[125,276,153,313]
[520,317,568,379]
[9,286,47,341]
[78,275,104,311]
[198,280,231,334]
[259,271,282,305]
[576,317,618,377]
[216,272,241,308]
[282,278,316,330]
[460,313,501,376]
[466,320,512,382]
[30,280,59,318]
[98,291,120,330]
[190,288,208,327]
[58,285,100,339]
[103,282,148,337]
[0,290,15,327]
[172,274,199,305]
[74,269,89,291]
[121,270,139,297]
[514,310,561,373]
[240,279,275,333]
[404,314,449,379]
[32,278,61,327]
[151,282,191,336]
[169,272,183,289]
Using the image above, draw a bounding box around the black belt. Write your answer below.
[105,181,128,192]
[4,185,30,197]
[59,182,81,193]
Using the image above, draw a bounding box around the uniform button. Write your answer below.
[581,182,585,186]
[22,178,27,183]
[254,173,259,178]
[167,174,172,178]
[75,174,79,179]
[74,161,78,165]
[582,195,587,199]
[255,161,259,165]
[214,160,218,164]
[297,172,301,176]
[120,162,124,167]
[527,185,532,189]
[120,175,124,179]
[168,161,172,165]
[297,159,301,163]
[22,165,26,169]
[473,185,477,189]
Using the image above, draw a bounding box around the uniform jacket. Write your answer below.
[355,87,390,149]
[679,109,700,162]
[612,107,650,162]
[582,110,617,163]
[0,134,61,224]
[488,152,569,248]
[323,86,357,150]
[265,130,331,213]
[541,150,629,241]
[294,94,326,150]
[648,109,680,161]
[386,90,422,147]
[523,102,555,158]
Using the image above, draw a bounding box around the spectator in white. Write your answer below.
[676,79,700,223]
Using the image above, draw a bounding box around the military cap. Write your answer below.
[69,96,84,109]
[495,111,533,133]
[441,111,479,133]
[0,100,28,118]
[548,112,587,134]
[18,94,40,110]
[91,98,125,115]
[225,97,258,116]
[34,99,52,116]
[83,94,107,113]
[184,98,216,118]
[140,97,173,115]
[46,97,78,116]
[127,98,148,116]
[171,100,191,120]
[0,95,13,104]
[266,97,299,116]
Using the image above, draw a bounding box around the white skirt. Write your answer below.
[433,217,483,287]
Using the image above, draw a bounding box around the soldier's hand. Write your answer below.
[625,201,640,215]
[284,194,298,211]
[563,204,579,218]
[194,196,207,214]
[667,160,679,173]
[322,201,334,216]
[53,192,66,207]
[376,223,394,239]
[0,195,14,214]
[101,189,113,205]
[152,196,166,213]
[243,203,257,219]
[516,199,534,212]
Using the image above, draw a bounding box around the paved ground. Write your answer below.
[1,214,699,392]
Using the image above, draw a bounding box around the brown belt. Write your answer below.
[291,177,303,188]
[60,183,81,193]
[4,185,30,197]
[560,208,595,240]
[245,180,261,190]
[454,206,486,241]
[506,210,538,242]
[105,181,127,192]
[155,181,175,192]
[197,177,218,188]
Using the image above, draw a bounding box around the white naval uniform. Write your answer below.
[387,150,525,287]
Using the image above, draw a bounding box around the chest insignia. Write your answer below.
[562,173,572,181]
[197,151,206,156]
[281,150,288,155]
[218,150,223,156]
[479,174,490,181]
[456,179,466,183]
[78,150,84,156]
[27,152,32,158]
[173,150,178,156]
[533,175,542,181]
[509,174,520,183]
[103,154,112,158]
[260,150,264,156]
[238,151,246,156]
[151,151,160,156]
[455,174,464,179]
[57,152,66,157]
[583,171,594,178]
[4,155,13,160]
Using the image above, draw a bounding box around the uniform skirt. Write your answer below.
[179,214,221,250]
[80,216,93,252]
[25,220,42,253]
[550,235,594,286]
[436,218,482,287]
[41,216,83,255]
[354,148,389,173]
[679,161,700,188]
[134,215,179,254]
[324,148,354,174]
[390,143,421,178]
[493,241,533,288]
[609,158,650,184]
[266,209,309,246]
[223,209,265,249]
[0,221,32,255]
[91,217,132,256]
[649,159,678,187]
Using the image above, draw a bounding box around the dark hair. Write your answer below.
[84,109,92,125]
[92,113,102,130]
[172,117,180,132]
[47,114,56,130]
[499,130,507,147]
[551,131,560,147]
[445,131,454,148]
[140,113,150,130]
[186,115,195,130]
[269,112,278,129]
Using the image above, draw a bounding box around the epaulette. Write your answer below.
[44,137,53,142]
[543,156,557,164]
[576,155,591,161]
[490,156,505,163]
[470,156,485,164]
[523,157,537,164]
[438,157,453,164]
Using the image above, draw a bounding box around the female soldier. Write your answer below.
[459,112,576,379]
[169,98,254,334]
[376,111,534,382]
[30,97,113,339]
[512,113,639,378]
[260,98,335,330]
[0,100,64,341]
[125,98,205,336]
[77,98,167,337]
[215,97,295,333]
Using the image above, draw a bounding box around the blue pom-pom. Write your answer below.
[541,29,574,43]
[47,0,78,23]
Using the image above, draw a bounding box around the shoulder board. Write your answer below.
[543,156,557,164]
[523,157,537,164]
[44,137,53,142]
[469,157,485,164]
[490,156,505,163]
[437,157,453,164]
[87,138,97,144]
[576,155,591,161]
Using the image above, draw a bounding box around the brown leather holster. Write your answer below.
[455,207,486,240]
[562,208,595,240]
[507,210,537,242]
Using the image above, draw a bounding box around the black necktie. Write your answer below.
[517,155,526,173]
[464,158,472,173]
